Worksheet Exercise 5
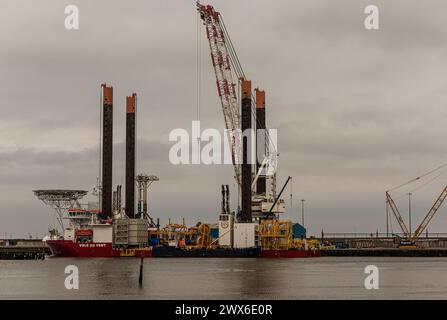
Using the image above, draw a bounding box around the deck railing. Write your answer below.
[319,232,447,239]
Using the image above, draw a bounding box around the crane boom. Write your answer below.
[385,191,411,239]
[412,184,447,241]
[252,156,268,191]
[198,3,242,186]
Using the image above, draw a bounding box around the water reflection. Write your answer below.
[2,257,447,299]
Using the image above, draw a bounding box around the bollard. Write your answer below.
[139,256,144,286]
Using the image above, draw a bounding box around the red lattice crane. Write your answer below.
[197,2,242,186]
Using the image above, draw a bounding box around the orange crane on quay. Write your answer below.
[386,163,447,247]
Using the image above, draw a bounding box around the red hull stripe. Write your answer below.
[46,240,152,258]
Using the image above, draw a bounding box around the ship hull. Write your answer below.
[260,249,321,258]
[46,241,319,258]
[152,246,260,257]
[46,240,152,258]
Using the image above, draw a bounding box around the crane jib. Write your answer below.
[198,2,242,186]
[386,185,447,242]
[411,184,447,241]
[386,192,410,239]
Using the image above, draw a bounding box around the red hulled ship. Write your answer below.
[46,240,151,258]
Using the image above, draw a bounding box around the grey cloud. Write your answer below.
[2,0,447,237]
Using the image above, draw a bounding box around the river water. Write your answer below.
[1,257,447,299]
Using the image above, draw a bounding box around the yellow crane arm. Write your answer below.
[386,191,410,239]
[412,185,447,241]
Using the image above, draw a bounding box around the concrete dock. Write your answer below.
[322,248,447,257]
[0,239,50,260]
[319,233,447,257]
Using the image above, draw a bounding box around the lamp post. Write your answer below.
[301,199,305,228]
[408,192,412,237]
[386,200,389,237]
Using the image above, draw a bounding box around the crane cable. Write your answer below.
[220,17,244,79]
[290,177,293,209]
[221,17,277,155]
[196,9,202,162]
[219,16,278,157]
[196,9,201,121]
[387,161,447,193]
[392,166,447,200]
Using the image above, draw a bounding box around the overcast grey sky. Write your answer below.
[1,0,447,238]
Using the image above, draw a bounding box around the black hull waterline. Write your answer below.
[152,246,260,257]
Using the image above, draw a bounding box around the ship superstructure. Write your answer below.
[35,85,153,258]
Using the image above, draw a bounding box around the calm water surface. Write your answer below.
[1,257,447,299]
